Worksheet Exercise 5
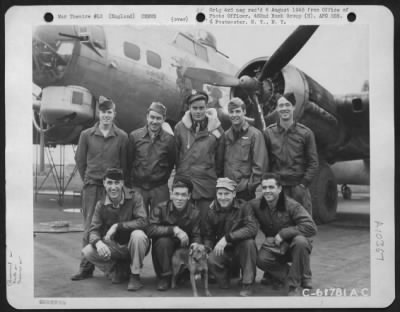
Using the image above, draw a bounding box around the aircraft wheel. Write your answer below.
[341,184,352,200]
[310,162,338,224]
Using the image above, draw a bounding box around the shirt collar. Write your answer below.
[104,188,126,208]
[91,122,118,137]
[213,198,241,212]
[260,194,286,212]
[143,125,163,140]
[277,120,297,133]
[168,200,193,216]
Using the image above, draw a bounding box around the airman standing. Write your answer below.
[224,97,268,200]
[72,97,128,281]
[128,102,176,215]
[174,90,225,237]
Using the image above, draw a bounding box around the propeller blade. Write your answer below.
[250,94,267,131]
[259,25,319,80]
[183,67,240,87]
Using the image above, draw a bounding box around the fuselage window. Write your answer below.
[123,42,141,61]
[146,50,162,69]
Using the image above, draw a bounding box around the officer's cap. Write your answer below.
[186,90,209,106]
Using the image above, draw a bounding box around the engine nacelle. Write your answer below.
[232,58,348,160]
[335,93,369,129]
[40,86,95,126]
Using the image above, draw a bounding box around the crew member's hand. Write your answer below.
[274,233,283,246]
[96,240,111,259]
[299,183,306,189]
[177,231,189,247]
[173,226,182,236]
[104,224,118,242]
[174,226,189,247]
[214,237,227,256]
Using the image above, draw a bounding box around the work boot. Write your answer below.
[71,270,93,281]
[239,284,253,296]
[272,279,286,290]
[157,277,171,291]
[127,274,143,291]
[288,286,302,296]
[302,279,313,289]
[112,270,124,284]
[260,271,274,286]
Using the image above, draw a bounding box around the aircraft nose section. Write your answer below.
[33,26,76,87]
[33,25,75,50]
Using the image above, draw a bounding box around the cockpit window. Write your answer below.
[124,42,141,61]
[174,33,195,54]
[194,42,208,62]
[146,50,161,69]
[89,26,106,49]
[173,33,208,62]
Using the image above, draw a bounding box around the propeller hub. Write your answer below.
[238,75,259,91]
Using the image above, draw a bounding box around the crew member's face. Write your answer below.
[261,179,282,203]
[171,187,190,211]
[98,108,116,126]
[276,97,295,121]
[146,110,164,132]
[229,107,246,126]
[103,178,124,201]
[216,188,236,208]
[189,100,207,122]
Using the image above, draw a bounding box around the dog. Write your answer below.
[171,243,211,297]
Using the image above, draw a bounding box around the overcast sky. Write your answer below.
[187,24,369,95]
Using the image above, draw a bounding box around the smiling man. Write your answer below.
[147,177,201,291]
[224,97,268,200]
[249,173,317,296]
[82,168,149,291]
[264,92,318,216]
[73,96,128,281]
[205,177,258,297]
[128,102,176,215]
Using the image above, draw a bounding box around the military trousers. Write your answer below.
[256,235,312,288]
[134,183,170,215]
[80,184,105,273]
[82,230,150,275]
[208,239,257,285]
[151,237,182,278]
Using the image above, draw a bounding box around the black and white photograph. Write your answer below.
[5,5,395,309]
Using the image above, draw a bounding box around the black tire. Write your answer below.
[310,163,338,224]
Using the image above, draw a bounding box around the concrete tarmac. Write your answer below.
[32,191,370,298]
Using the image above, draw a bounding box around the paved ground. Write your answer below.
[33,190,370,298]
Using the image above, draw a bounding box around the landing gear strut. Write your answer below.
[34,145,78,205]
